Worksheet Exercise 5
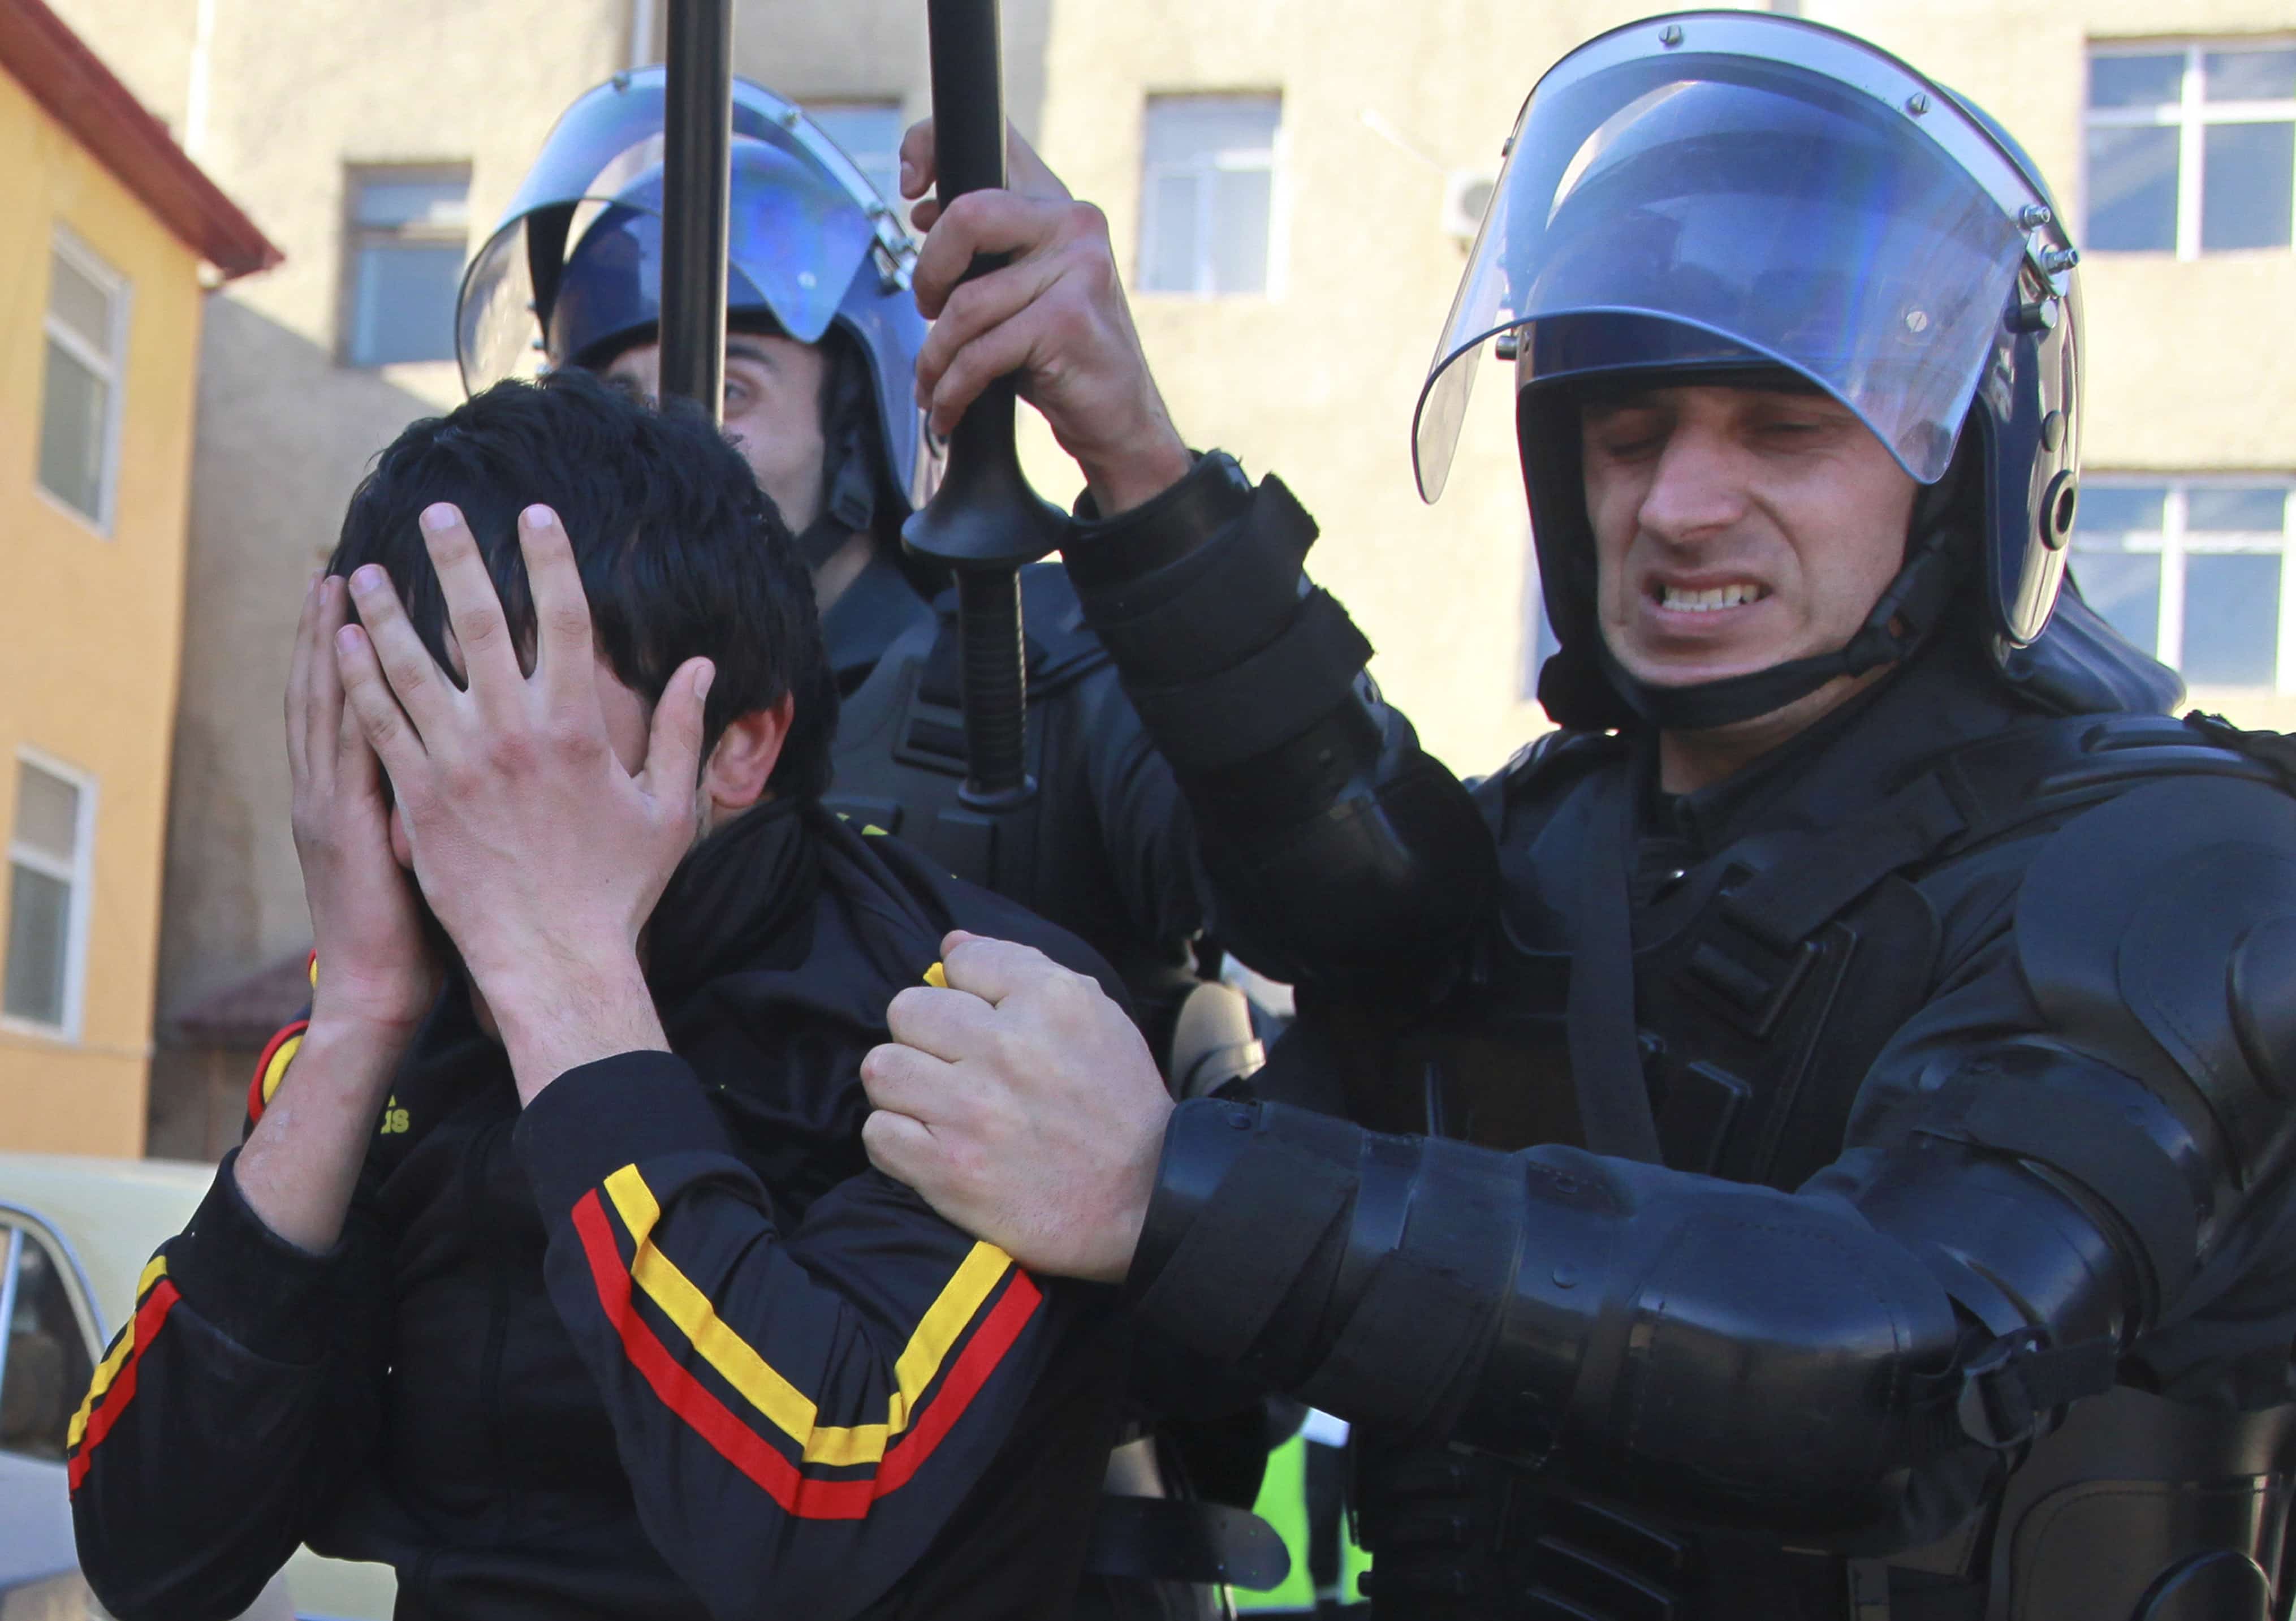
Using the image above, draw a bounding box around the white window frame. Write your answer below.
[37,227,131,536]
[2077,473,2296,689]
[1137,92,1287,300]
[2086,38,2296,260]
[2,749,98,1044]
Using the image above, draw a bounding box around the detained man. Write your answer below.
[71,370,1133,1621]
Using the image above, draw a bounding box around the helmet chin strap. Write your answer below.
[1596,519,1966,733]
[792,330,884,571]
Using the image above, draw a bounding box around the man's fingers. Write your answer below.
[286,574,320,786]
[517,505,598,712]
[305,577,354,797]
[914,256,1061,400]
[897,117,1064,205]
[860,1038,965,1118]
[936,935,1073,1008]
[898,118,936,200]
[334,623,429,788]
[420,504,520,698]
[335,679,385,801]
[884,983,1000,1064]
[925,307,1052,437]
[346,565,456,739]
[911,191,1072,318]
[861,1107,948,1198]
[638,657,712,799]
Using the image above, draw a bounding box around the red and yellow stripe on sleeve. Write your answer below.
[568,1165,1042,1520]
[66,1254,181,1492]
[245,956,317,1125]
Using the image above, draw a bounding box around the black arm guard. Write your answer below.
[1127,1094,2174,1539]
[1064,454,1494,984]
[1128,764,2296,1542]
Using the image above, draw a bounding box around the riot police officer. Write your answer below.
[860,12,2296,1619]
[455,71,1278,1619]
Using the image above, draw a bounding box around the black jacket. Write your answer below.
[71,803,1131,1621]
[1058,452,2296,1617]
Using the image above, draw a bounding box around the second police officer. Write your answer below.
[861,11,2296,1620]
[454,72,1278,1619]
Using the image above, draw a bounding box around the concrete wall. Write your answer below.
[0,68,204,1155]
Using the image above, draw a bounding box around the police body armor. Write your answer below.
[1269,712,2296,1621]
[822,561,1258,1100]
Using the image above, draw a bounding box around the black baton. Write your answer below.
[658,0,732,419]
[903,0,1067,809]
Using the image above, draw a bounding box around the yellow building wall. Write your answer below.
[0,70,202,1155]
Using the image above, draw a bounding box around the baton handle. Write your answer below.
[658,0,732,420]
[904,0,1066,808]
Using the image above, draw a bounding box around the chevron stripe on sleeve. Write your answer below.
[567,1163,1043,1520]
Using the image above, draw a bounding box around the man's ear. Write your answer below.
[700,692,795,816]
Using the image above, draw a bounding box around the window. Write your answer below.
[2086,41,2295,255]
[343,166,470,366]
[0,1223,93,1462]
[806,100,904,208]
[37,232,127,528]
[1138,94,1281,296]
[2072,477,2295,689]
[4,756,94,1036]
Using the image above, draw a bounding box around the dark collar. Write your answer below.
[820,547,934,693]
[1643,632,2037,860]
[644,797,820,1006]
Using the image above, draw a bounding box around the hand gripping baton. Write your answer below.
[901,0,1068,809]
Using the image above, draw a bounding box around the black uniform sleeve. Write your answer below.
[1119,775,2296,1549]
[1060,454,1495,990]
[69,1024,392,1621]
[516,1049,1104,1621]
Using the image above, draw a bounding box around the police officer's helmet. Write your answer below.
[457,70,937,541]
[1415,11,2165,730]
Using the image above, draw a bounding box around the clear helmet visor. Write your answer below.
[456,66,902,392]
[1413,12,2051,500]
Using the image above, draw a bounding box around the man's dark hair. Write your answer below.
[329,369,837,801]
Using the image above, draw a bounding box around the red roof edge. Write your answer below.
[0,0,280,279]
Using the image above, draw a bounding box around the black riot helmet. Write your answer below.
[457,70,938,566]
[1415,11,2171,731]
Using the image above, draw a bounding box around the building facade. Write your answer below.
[39,0,2293,1154]
[0,0,273,1157]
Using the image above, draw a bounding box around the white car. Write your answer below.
[0,1153,396,1620]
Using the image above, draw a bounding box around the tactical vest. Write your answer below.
[822,563,1261,1100]
[1293,712,2296,1621]
[820,566,1073,909]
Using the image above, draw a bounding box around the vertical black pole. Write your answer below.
[659,0,731,420]
[904,0,1067,809]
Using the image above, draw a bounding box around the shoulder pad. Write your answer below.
[1470,728,1621,821]
[2016,775,2296,1193]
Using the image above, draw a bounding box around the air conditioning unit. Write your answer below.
[1442,168,1498,242]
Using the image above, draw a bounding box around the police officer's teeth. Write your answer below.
[1659,584,1766,611]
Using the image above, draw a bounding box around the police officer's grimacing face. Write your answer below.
[602,333,830,534]
[1582,382,1918,699]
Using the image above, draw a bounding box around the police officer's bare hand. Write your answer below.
[860,932,1173,1282]
[287,571,437,1046]
[899,117,1190,516]
[332,503,706,1088]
